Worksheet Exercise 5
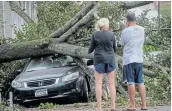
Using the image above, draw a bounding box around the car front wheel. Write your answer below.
[79,78,89,102]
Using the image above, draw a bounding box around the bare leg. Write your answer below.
[128,84,136,109]
[107,70,116,110]
[94,72,103,111]
[138,84,147,109]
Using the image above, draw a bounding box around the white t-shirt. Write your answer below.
[120,25,145,65]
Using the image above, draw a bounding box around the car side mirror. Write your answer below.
[87,59,93,66]
[15,69,22,75]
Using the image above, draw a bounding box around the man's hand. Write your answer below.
[117,42,122,47]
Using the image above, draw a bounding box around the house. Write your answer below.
[129,1,171,18]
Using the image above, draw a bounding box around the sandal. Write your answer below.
[141,108,148,110]
[123,109,136,111]
[110,109,116,111]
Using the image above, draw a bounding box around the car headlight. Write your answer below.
[55,78,59,84]
[11,81,24,88]
[62,72,79,82]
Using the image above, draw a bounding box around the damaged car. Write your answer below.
[11,55,93,103]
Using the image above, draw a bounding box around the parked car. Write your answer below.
[11,55,93,103]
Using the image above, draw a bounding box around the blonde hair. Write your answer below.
[95,18,109,31]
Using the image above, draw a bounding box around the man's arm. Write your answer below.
[88,34,95,54]
[119,31,125,46]
[112,34,116,53]
[117,30,125,48]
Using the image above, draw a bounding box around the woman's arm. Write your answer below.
[88,34,95,54]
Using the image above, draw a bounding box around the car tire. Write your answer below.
[79,78,89,103]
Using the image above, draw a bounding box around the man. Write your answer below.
[120,12,147,111]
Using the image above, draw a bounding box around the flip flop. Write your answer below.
[128,109,136,111]
[141,108,148,110]
[95,109,102,111]
[123,109,136,111]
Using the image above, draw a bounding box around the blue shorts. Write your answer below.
[94,63,115,74]
[123,63,143,85]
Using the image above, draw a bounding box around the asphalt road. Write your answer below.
[56,106,171,111]
[23,98,171,111]
[27,105,171,111]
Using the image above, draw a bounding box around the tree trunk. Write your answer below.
[1,39,169,78]
[49,43,160,77]
[48,43,93,59]
[0,38,54,63]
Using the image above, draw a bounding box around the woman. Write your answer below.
[88,18,116,111]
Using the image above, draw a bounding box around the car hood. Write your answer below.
[16,66,74,82]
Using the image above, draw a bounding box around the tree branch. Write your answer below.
[144,61,171,74]
[48,42,93,59]
[8,1,34,24]
[69,37,91,44]
[123,1,154,9]
[49,1,97,38]
[52,5,98,43]
[116,84,128,97]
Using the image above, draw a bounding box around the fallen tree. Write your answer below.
[1,1,169,101]
[1,40,168,78]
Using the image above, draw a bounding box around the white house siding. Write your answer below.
[129,1,171,19]
[129,2,158,19]
[3,1,12,38]
[1,1,36,38]
[11,1,26,37]
[0,2,4,37]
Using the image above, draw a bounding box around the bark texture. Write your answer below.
[0,38,53,63]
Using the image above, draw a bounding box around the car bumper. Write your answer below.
[12,76,84,102]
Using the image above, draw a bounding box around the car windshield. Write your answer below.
[25,56,74,72]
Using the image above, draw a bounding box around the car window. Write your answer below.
[25,56,74,72]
